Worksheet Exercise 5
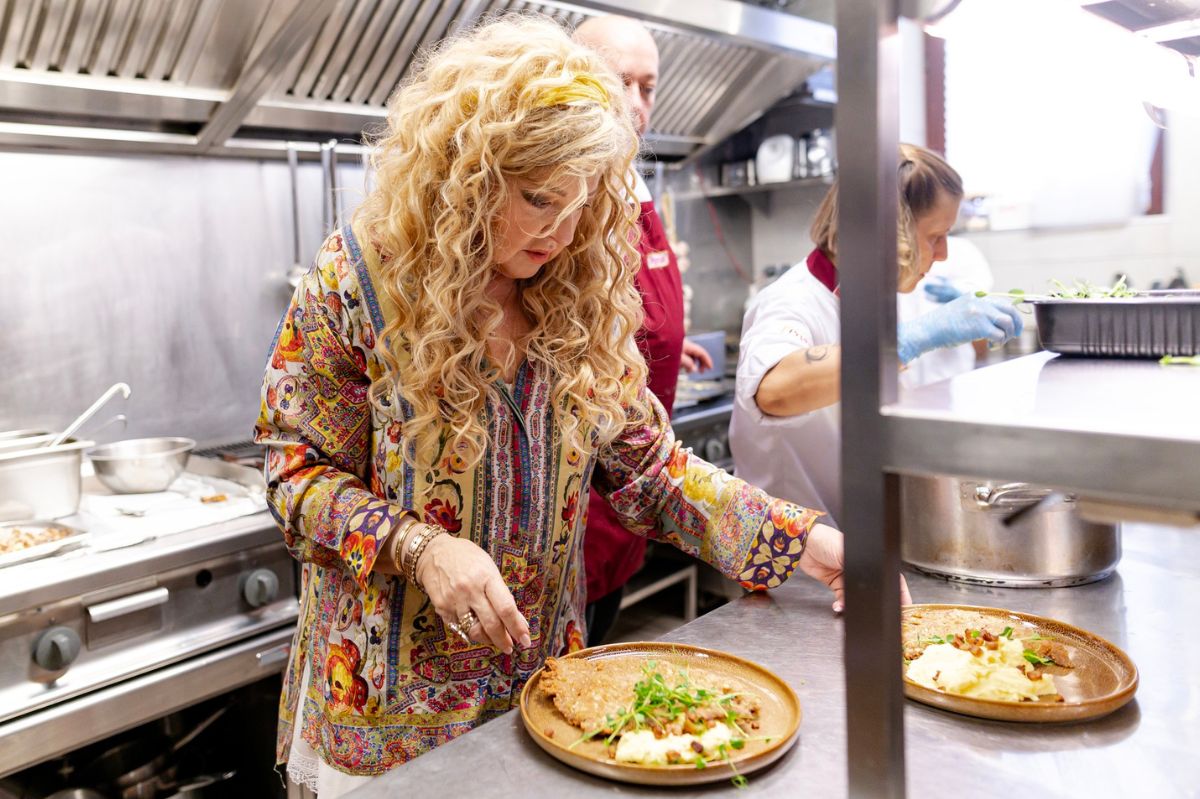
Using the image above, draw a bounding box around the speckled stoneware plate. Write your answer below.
[519,642,801,786]
[901,604,1138,723]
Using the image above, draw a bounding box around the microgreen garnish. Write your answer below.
[1023,650,1055,667]
[569,662,755,787]
[977,275,1136,303]
[1001,626,1014,639]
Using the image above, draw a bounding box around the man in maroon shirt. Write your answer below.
[575,16,715,645]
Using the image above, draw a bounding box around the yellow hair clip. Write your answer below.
[536,73,611,110]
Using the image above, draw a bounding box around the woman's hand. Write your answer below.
[680,338,715,373]
[798,523,912,613]
[897,295,1023,363]
[416,534,532,654]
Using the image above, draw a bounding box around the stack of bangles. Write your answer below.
[388,517,445,592]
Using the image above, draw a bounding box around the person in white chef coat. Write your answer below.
[729,144,1022,528]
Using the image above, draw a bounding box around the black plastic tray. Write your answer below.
[1030,290,1200,358]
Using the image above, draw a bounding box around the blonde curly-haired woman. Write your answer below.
[256,15,904,795]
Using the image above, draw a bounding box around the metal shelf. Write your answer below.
[884,352,1200,510]
[700,175,833,198]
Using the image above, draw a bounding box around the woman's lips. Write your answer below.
[524,249,552,264]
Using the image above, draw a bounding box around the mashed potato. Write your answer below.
[614,721,736,765]
[906,637,1059,702]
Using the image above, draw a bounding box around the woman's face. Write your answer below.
[493,172,601,282]
[898,190,960,293]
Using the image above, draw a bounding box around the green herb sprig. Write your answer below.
[570,662,754,788]
[975,275,1137,303]
[1022,650,1056,667]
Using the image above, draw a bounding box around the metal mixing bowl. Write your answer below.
[88,437,195,494]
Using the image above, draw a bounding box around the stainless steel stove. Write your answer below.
[0,454,297,779]
[671,393,735,471]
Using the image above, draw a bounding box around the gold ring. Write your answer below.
[457,609,478,633]
[447,610,477,644]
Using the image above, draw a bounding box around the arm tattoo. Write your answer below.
[804,345,830,364]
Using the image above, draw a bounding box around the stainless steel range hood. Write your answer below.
[0,0,834,161]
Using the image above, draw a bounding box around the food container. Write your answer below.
[1029,290,1200,357]
[755,134,796,184]
[0,521,88,569]
[0,438,92,521]
[900,476,1120,587]
[805,128,835,178]
[87,437,195,494]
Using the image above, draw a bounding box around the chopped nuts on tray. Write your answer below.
[0,524,74,555]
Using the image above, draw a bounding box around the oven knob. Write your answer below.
[703,437,727,462]
[243,569,280,608]
[33,627,81,671]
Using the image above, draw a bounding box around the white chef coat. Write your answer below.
[730,265,844,525]
[730,237,994,528]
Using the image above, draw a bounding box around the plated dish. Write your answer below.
[520,642,800,786]
[901,604,1138,722]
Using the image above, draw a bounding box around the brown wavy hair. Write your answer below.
[355,14,648,468]
[809,142,963,285]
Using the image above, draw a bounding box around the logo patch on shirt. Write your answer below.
[646,250,671,269]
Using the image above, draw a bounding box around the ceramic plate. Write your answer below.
[901,604,1138,723]
[519,641,800,786]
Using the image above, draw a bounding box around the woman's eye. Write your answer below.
[523,192,552,210]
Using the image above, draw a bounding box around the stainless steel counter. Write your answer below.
[351,523,1199,797]
[887,352,1200,510]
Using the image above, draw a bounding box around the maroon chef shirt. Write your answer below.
[583,197,685,603]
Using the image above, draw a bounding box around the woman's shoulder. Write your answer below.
[746,265,834,320]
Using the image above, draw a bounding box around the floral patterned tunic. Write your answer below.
[255,224,821,775]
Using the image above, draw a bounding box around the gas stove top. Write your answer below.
[193,440,266,471]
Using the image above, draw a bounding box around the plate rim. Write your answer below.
[901,602,1139,721]
[519,640,801,785]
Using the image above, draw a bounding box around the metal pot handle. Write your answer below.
[973,483,1074,507]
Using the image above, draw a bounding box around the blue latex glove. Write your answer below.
[898,295,1023,364]
[923,276,962,304]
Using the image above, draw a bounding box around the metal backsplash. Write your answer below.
[0,150,365,445]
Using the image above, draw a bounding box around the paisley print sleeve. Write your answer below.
[593,382,821,591]
[254,232,404,589]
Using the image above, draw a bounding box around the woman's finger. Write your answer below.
[900,574,913,606]
[469,596,514,654]
[826,571,845,613]
[485,579,532,649]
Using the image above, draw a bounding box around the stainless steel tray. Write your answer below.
[0,521,89,569]
[1030,290,1200,358]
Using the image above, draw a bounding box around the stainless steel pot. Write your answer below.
[0,438,93,521]
[900,476,1121,587]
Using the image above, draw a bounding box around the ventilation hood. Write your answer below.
[0,0,835,162]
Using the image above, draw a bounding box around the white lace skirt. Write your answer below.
[286,661,378,799]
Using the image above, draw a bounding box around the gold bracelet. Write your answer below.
[385,515,419,572]
[403,522,433,581]
[407,525,445,592]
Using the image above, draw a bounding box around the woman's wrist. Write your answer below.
[405,522,447,592]
[375,514,419,575]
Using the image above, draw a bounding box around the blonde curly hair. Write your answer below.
[355,14,648,468]
[809,142,962,285]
